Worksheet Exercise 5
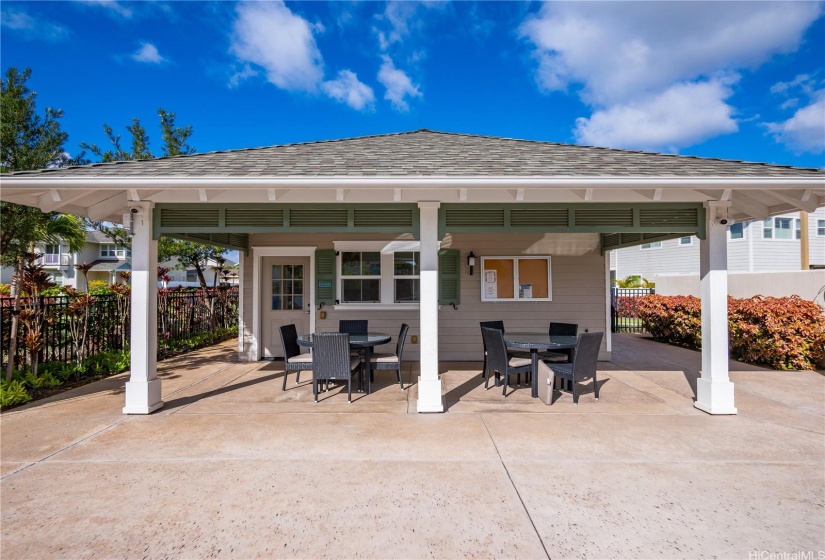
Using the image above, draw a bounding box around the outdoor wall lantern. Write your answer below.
[467,251,476,275]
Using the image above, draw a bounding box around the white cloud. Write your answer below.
[377,55,421,112]
[0,7,69,42]
[131,42,167,64]
[766,92,825,155]
[74,0,133,19]
[228,64,258,89]
[230,0,324,93]
[574,81,738,151]
[521,2,823,150]
[322,70,375,111]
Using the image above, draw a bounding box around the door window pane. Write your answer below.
[271,264,304,310]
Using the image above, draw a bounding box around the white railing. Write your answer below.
[39,254,70,267]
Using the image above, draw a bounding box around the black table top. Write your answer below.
[503,332,578,350]
[297,332,392,348]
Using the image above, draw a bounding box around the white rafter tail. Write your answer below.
[336,188,346,202]
[41,190,93,212]
[653,188,663,201]
[267,189,277,202]
[729,191,771,220]
[458,188,467,202]
[199,189,208,202]
[50,189,61,202]
[584,188,594,202]
[394,188,402,202]
[87,192,128,221]
[801,189,812,202]
[721,189,732,202]
[129,189,141,202]
[516,188,525,202]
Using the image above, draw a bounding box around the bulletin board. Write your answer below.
[481,256,552,302]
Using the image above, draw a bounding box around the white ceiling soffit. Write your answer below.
[0,177,822,224]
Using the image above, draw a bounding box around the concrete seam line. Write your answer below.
[164,363,262,416]
[480,414,552,560]
[0,417,130,481]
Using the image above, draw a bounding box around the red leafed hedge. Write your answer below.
[636,294,825,371]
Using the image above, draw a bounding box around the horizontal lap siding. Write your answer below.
[241,232,607,362]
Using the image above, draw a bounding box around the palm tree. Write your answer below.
[0,203,86,380]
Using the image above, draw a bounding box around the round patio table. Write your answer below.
[503,333,578,398]
[297,332,392,395]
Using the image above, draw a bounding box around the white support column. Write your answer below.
[123,202,163,414]
[695,201,737,415]
[417,202,444,413]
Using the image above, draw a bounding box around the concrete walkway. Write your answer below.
[1,334,823,559]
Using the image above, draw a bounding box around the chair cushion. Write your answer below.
[370,353,399,363]
[288,353,313,364]
[508,356,532,368]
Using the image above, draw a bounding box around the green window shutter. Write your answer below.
[438,249,460,305]
[315,250,337,305]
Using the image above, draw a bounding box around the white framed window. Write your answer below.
[480,256,552,302]
[100,244,130,258]
[393,251,420,303]
[42,244,61,265]
[640,242,662,249]
[763,217,795,240]
[333,240,421,307]
[678,236,693,246]
[728,223,745,240]
[817,219,825,236]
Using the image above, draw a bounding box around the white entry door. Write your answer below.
[261,257,310,358]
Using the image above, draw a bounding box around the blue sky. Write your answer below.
[2,1,824,169]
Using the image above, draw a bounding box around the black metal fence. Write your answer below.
[611,287,654,333]
[1,288,238,370]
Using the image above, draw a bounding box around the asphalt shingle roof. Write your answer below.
[6,130,823,179]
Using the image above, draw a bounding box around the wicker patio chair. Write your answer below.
[311,332,362,403]
[481,327,533,397]
[338,320,368,333]
[279,324,313,391]
[370,323,409,389]
[480,321,529,384]
[541,322,578,363]
[544,331,603,404]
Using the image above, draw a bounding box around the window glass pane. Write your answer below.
[795,219,801,240]
[272,265,282,279]
[342,252,361,276]
[342,279,380,302]
[395,279,419,302]
[293,280,303,294]
[817,220,825,236]
[284,265,293,279]
[775,218,792,239]
[361,252,381,275]
[640,242,661,249]
[763,219,773,238]
[679,237,692,245]
[729,223,744,239]
[294,265,303,280]
[394,252,419,276]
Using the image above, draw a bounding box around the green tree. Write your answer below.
[80,108,193,162]
[158,238,227,291]
[0,67,87,380]
[0,67,71,172]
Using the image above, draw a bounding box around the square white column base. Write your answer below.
[122,379,164,414]
[416,377,444,413]
[694,377,737,415]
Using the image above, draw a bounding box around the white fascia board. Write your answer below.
[2,176,823,191]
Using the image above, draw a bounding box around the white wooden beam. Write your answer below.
[516,188,525,201]
[729,192,771,220]
[653,188,663,201]
[584,188,594,202]
[394,188,402,202]
[336,188,346,202]
[129,189,141,202]
[458,188,467,202]
[721,189,732,202]
[198,189,208,202]
[41,190,94,213]
[767,190,819,213]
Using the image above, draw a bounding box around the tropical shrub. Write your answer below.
[637,294,825,370]
[87,280,112,295]
[0,284,10,296]
[1,378,31,408]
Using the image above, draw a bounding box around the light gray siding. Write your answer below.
[241,232,608,362]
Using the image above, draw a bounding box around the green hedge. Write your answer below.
[637,295,825,370]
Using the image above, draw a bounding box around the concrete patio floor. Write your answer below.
[1,334,823,559]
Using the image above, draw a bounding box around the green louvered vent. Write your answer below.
[445,209,505,227]
[510,208,569,227]
[225,208,284,227]
[229,234,248,249]
[620,233,643,244]
[639,208,699,227]
[186,233,211,242]
[290,209,348,227]
[353,208,414,228]
[602,233,621,248]
[574,208,634,227]
[160,208,220,228]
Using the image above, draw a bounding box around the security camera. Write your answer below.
[714,217,735,226]
[130,208,138,214]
